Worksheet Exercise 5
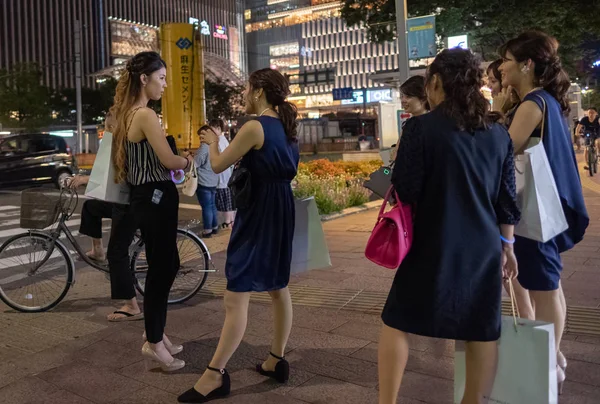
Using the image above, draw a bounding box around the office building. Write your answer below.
[245,0,400,114]
[0,0,246,89]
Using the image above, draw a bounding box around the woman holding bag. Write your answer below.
[111,51,194,372]
[178,68,299,403]
[499,31,589,389]
[378,48,521,404]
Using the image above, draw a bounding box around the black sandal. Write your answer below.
[256,352,289,383]
[178,366,230,403]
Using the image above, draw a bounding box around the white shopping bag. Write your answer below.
[85,132,130,204]
[290,197,332,274]
[514,138,568,242]
[454,286,557,404]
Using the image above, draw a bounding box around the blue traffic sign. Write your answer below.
[332,87,354,101]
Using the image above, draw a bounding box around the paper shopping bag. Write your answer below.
[514,138,568,242]
[290,197,332,274]
[454,316,557,404]
[85,132,130,204]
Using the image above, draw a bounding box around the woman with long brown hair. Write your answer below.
[178,68,300,403]
[111,51,193,372]
[378,48,520,404]
[499,31,589,391]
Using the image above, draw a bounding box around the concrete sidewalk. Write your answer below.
[2,168,600,403]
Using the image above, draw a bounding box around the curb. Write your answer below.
[321,200,381,222]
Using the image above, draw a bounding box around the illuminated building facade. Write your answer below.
[0,0,246,89]
[245,0,401,113]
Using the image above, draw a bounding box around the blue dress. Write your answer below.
[225,116,300,292]
[514,90,589,291]
[382,110,521,342]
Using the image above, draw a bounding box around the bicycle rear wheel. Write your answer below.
[588,148,595,177]
[131,228,210,304]
[0,232,73,312]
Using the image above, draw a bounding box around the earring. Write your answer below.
[521,66,529,74]
[254,97,259,101]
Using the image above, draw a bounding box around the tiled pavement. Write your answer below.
[3,164,600,403]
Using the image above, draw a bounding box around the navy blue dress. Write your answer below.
[382,109,521,342]
[514,90,589,291]
[225,116,300,292]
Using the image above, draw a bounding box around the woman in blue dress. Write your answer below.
[179,68,300,403]
[500,31,589,392]
[379,48,520,404]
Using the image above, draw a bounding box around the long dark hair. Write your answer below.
[426,48,494,132]
[248,68,298,142]
[499,31,571,114]
[400,76,429,110]
[109,51,166,183]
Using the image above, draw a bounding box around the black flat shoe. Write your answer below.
[256,352,289,383]
[178,366,230,403]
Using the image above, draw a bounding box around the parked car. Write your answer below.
[0,134,77,188]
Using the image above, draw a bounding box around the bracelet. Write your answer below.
[500,235,515,244]
[183,156,190,170]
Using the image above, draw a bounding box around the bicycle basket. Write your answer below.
[20,188,67,229]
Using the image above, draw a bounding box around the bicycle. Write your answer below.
[0,187,214,313]
[584,132,598,177]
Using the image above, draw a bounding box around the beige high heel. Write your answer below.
[557,351,567,370]
[142,332,183,355]
[557,365,566,395]
[141,342,185,372]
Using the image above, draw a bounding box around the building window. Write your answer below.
[245,9,251,20]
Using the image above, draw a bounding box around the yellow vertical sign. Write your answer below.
[160,23,205,151]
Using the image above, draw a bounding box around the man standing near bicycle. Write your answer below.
[579,107,599,171]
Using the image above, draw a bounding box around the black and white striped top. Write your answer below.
[126,139,171,185]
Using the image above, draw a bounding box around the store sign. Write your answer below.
[341,90,365,105]
[448,34,468,49]
[189,17,199,25]
[214,25,228,40]
[200,20,210,36]
[300,46,313,57]
[367,89,393,103]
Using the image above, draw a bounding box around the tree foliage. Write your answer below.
[0,63,53,130]
[204,78,245,121]
[341,0,600,77]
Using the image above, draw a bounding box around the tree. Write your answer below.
[0,63,53,130]
[341,0,600,77]
[50,77,117,125]
[204,78,244,121]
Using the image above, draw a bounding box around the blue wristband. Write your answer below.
[500,235,515,244]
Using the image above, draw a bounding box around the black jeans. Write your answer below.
[79,199,137,300]
[130,181,179,343]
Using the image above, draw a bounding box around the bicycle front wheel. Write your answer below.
[0,232,73,312]
[131,228,210,304]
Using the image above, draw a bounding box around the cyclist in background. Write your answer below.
[579,107,599,169]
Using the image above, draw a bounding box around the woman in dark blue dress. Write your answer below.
[378,49,521,404]
[499,31,589,391]
[179,68,299,403]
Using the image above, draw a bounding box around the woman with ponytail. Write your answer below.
[179,68,299,403]
[499,31,589,392]
[112,51,193,372]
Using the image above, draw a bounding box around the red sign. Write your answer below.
[213,25,228,40]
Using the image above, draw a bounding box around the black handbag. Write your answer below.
[363,164,394,199]
[228,163,252,209]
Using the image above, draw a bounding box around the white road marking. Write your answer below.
[179,203,202,211]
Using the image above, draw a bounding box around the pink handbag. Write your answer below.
[365,185,413,269]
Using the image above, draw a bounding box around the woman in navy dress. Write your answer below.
[500,31,589,390]
[378,49,521,404]
[179,68,299,403]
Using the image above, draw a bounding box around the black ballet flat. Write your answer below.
[178,366,230,403]
[256,352,289,383]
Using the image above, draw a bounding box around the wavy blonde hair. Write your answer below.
[109,51,166,183]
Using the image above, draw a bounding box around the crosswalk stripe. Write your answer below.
[0,205,19,212]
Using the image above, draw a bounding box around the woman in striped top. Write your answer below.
[110,51,194,372]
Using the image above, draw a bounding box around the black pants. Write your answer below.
[79,199,137,300]
[130,181,179,343]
